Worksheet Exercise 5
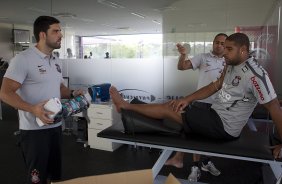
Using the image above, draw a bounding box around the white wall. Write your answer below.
[61,58,200,103]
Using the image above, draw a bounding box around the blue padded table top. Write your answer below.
[98,122,274,161]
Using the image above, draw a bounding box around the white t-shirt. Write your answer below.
[190,52,225,104]
[4,46,64,130]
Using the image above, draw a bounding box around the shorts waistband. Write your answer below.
[192,101,212,109]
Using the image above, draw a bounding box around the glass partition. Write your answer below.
[162,0,281,101]
[62,59,164,103]
[41,0,282,102]
[52,0,282,102]
[81,34,162,59]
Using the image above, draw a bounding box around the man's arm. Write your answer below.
[0,77,33,112]
[60,83,72,99]
[263,98,282,159]
[60,83,84,99]
[184,78,221,103]
[176,43,193,70]
[177,55,193,70]
[0,77,53,123]
[264,99,282,138]
[173,67,226,111]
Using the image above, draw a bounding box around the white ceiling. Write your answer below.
[0,0,279,36]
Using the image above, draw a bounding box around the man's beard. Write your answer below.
[214,48,224,56]
[226,57,241,66]
[46,39,61,49]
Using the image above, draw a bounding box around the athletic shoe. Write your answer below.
[201,161,221,176]
[188,166,201,182]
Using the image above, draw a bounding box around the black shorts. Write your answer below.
[19,126,62,184]
[182,104,236,140]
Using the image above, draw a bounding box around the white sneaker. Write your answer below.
[201,161,221,176]
[188,166,201,182]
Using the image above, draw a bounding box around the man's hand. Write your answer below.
[176,43,187,55]
[270,144,282,159]
[31,100,54,125]
[169,98,190,112]
[72,89,84,97]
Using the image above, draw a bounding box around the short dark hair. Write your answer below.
[33,16,60,42]
[214,33,228,40]
[226,33,250,52]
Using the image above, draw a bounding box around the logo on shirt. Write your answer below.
[31,169,40,183]
[55,64,62,73]
[251,76,265,101]
[232,76,241,86]
[37,65,46,74]
[242,66,249,73]
[218,83,231,102]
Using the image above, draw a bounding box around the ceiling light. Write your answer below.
[53,13,77,18]
[152,20,161,24]
[131,12,145,19]
[116,27,130,30]
[97,0,125,9]
[80,18,95,23]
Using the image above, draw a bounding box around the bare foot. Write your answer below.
[165,157,184,168]
[110,86,129,113]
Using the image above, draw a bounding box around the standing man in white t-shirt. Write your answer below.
[0,16,83,184]
[165,33,227,182]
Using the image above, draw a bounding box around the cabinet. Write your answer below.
[87,103,122,151]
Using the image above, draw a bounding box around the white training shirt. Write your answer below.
[4,46,64,130]
[190,52,225,104]
[212,57,277,137]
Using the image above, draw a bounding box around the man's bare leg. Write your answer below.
[193,154,201,162]
[165,152,201,169]
[165,151,184,168]
[110,86,182,124]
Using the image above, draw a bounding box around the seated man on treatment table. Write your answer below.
[109,33,282,181]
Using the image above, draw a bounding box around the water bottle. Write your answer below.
[95,87,101,103]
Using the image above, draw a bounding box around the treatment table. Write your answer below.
[98,122,282,182]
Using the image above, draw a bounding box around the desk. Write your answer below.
[98,122,282,180]
[87,103,122,151]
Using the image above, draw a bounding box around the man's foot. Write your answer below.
[188,166,201,182]
[109,86,129,113]
[201,161,221,176]
[165,158,184,168]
